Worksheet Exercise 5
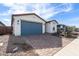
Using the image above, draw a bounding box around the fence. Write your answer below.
[0,26,12,35]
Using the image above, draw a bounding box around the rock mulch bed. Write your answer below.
[0,35,75,56]
[0,35,38,56]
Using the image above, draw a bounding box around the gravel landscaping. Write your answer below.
[0,34,75,56]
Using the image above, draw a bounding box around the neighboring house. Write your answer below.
[46,20,58,33]
[57,24,67,36]
[0,21,5,34]
[57,24,66,31]
[11,13,58,36]
[0,21,12,35]
[0,21,5,26]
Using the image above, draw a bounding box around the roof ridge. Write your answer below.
[11,13,46,25]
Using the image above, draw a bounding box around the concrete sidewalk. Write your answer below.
[54,37,79,56]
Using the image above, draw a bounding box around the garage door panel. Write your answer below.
[21,21,42,36]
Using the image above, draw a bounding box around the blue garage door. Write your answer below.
[21,20,42,36]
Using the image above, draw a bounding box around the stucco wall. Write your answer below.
[51,22,58,33]
[46,22,52,33]
[12,15,45,36]
[12,18,21,36]
[46,21,58,33]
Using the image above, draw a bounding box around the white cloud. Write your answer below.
[2,3,73,18]
[1,19,11,26]
[1,3,52,16]
[0,3,73,26]
[63,4,73,12]
[5,3,26,14]
[39,3,73,19]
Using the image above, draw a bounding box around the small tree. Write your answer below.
[75,28,79,32]
[66,26,76,37]
[67,26,76,32]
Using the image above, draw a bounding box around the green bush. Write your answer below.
[66,26,76,38]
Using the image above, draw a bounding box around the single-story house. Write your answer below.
[57,24,66,31]
[46,20,58,33]
[11,13,58,36]
[0,21,12,35]
[0,21,5,34]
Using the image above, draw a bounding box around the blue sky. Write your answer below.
[0,3,79,27]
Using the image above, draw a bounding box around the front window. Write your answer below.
[17,20,19,24]
[53,27,55,31]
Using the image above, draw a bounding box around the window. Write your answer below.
[53,27,55,31]
[17,20,19,24]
